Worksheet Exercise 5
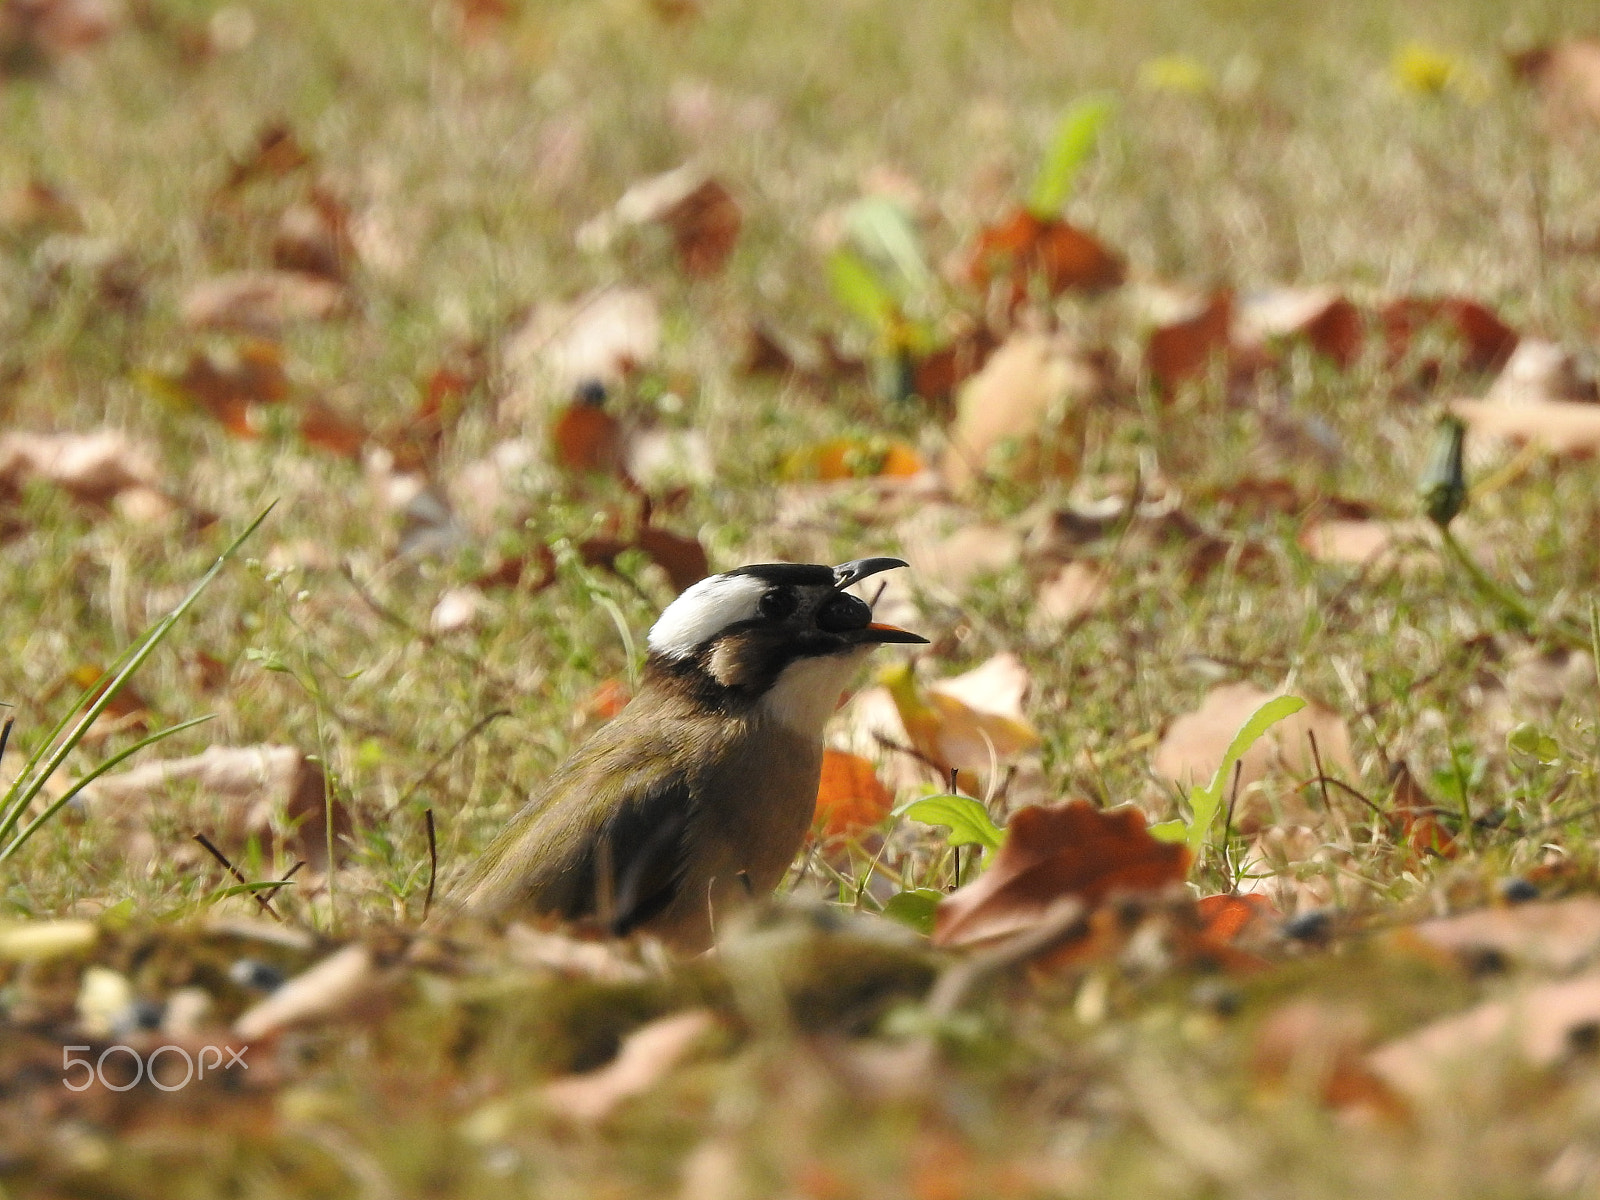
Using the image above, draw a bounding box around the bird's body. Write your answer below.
[455,559,923,951]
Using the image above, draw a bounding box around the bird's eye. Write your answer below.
[758,587,798,621]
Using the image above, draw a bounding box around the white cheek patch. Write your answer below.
[758,647,872,739]
[647,574,769,659]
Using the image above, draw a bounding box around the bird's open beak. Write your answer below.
[832,556,909,591]
[859,621,929,645]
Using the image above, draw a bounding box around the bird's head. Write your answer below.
[645,557,927,734]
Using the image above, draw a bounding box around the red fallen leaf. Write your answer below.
[1147,290,1234,390]
[933,801,1190,948]
[1382,297,1518,374]
[965,208,1124,305]
[1390,763,1457,859]
[1238,288,1364,369]
[813,749,894,839]
[550,396,625,475]
[298,398,368,459]
[660,177,741,276]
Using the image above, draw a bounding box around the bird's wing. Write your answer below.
[455,748,697,935]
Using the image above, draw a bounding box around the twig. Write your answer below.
[261,859,306,904]
[1220,760,1243,892]
[192,832,281,920]
[1300,773,1386,820]
[1307,730,1332,814]
[422,810,438,921]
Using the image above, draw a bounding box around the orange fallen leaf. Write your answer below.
[883,655,1040,787]
[1196,892,1277,944]
[813,749,895,839]
[298,398,368,459]
[144,340,290,436]
[220,122,313,196]
[934,801,1190,948]
[578,679,632,725]
[782,436,923,482]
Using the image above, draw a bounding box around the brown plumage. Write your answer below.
[454,559,925,951]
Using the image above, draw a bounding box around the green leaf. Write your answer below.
[1148,819,1189,844]
[899,794,1004,850]
[881,888,943,936]
[844,197,933,295]
[1185,694,1306,854]
[1028,94,1115,217]
[828,249,898,333]
[1508,722,1561,765]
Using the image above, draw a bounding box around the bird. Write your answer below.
[454,557,927,951]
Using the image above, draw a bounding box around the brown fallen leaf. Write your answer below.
[813,748,895,840]
[1369,969,1600,1100]
[934,800,1190,949]
[549,389,626,476]
[78,744,349,871]
[1235,287,1363,369]
[0,429,172,514]
[503,288,661,412]
[298,397,368,459]
[1511,38,1600,129]
[910,324,999,414]
[1383,297,1518,375]
[1297,517,1432,565]
[611,166,741,276]
[219,122,313,196]
[1032,560,1110,628]
[180,270,346,334]
[271,188,356,282]
[883,654,1040,787]
[964,207,1125,305]
[1388,762,1457,860]
[540,1009,717,1124]
[1483,338,1596,406]
[1152,682,1355,832]
[1405,897,1600,974]
[142,339,290,435]
[941,332,1099,494]
[1147,289,1234,391]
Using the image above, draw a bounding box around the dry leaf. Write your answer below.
[180,270,345,334]
[219,122,312,195]
[0,428,163,508]
[1297,518,1431,565]
[1383,297,1518,374]
[782,436,923,482]
[1147,289,1234,390]
[1512,38,1600,128]
[540,1009,717,1124]
[1406,898,1600,974]
[1369,970,1600,1100]
[1484,338,1596,406]
[78,744,348,870]
[813,748,895,839]
[144,339,290,435]
[1452,397,1600,458]
[1253,1000,1403,1116]
[933,801,1190,948]
[233,944,385,1040]
[610,166,741,275]
[1033,560,1109,627]
[298,397,368,459]
[1236,287,1363,368]
[964,207,1125,304]
[1152,682,1355,832]
[898,509,1021,595]
[883,654,1040,786]
[504,288,661,410]
[942,332,1099,493]
[1388,762,1457,859]
[549,394,625,475]
[271,189,356,282]
[911,325,999,413]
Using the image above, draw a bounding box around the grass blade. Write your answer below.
[0,504,273,852]
[1028,94,1115,217]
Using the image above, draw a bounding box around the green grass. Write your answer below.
[5,0,1600,1193]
